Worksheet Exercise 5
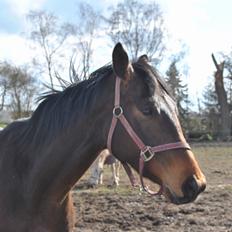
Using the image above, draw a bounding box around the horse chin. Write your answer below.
[162,185,196,205]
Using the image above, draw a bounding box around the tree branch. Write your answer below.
[211,53,220,71]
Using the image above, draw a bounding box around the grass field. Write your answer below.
[0,123,6,128]
[193,144,232,186]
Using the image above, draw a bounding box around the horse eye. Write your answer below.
[142,106,153,116]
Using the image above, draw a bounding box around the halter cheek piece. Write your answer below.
[107,76,191,195]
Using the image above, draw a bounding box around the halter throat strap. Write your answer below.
[107,76,191,195]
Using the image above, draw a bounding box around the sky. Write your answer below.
[0,0,232,107]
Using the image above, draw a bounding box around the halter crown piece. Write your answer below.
[107,76,191,195]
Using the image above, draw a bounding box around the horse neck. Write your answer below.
[28,78,114,205]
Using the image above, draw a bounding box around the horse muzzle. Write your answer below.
[163,175,206,205]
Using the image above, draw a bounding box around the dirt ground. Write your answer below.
[72,144,232,232]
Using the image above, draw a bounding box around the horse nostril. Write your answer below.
[182,176,200,200]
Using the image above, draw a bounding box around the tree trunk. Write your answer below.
[0,84,7,111]
[212,54,231,140]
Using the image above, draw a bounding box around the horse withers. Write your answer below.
[0,43,206,232]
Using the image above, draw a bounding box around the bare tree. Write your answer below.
[0,62,10,111]
[212,53,231,140]
[0,83,7,111]
[53,3,102,88]
[27,10,76,89]
[0,62,38,118]
[76,2,101,80]
[105,0,166,63]
[220,51,232,107]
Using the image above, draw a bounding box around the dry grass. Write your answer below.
[192,144,232,186]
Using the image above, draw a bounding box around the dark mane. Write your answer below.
[38,64,113,103]
[38,61,170,118]
[10,65,114,148]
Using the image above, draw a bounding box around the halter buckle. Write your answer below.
[113,106,123,118]
[140,146,155,162]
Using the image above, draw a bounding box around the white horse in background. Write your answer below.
[87,149,121,187]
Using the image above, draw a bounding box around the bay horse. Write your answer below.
[0,43,206,232]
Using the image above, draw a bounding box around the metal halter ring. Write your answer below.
[140,146,155,162]
[113,106,123,118]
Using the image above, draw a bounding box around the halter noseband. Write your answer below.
[107,76,191,195]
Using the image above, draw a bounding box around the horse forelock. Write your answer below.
[132,62,178,119]
[133,62,174,99]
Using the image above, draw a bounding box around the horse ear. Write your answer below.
[137,55,149,65]
[112,43,133,80]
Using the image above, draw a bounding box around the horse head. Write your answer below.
[107,43,206,204]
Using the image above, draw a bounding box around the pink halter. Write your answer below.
[107,76,191,195]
